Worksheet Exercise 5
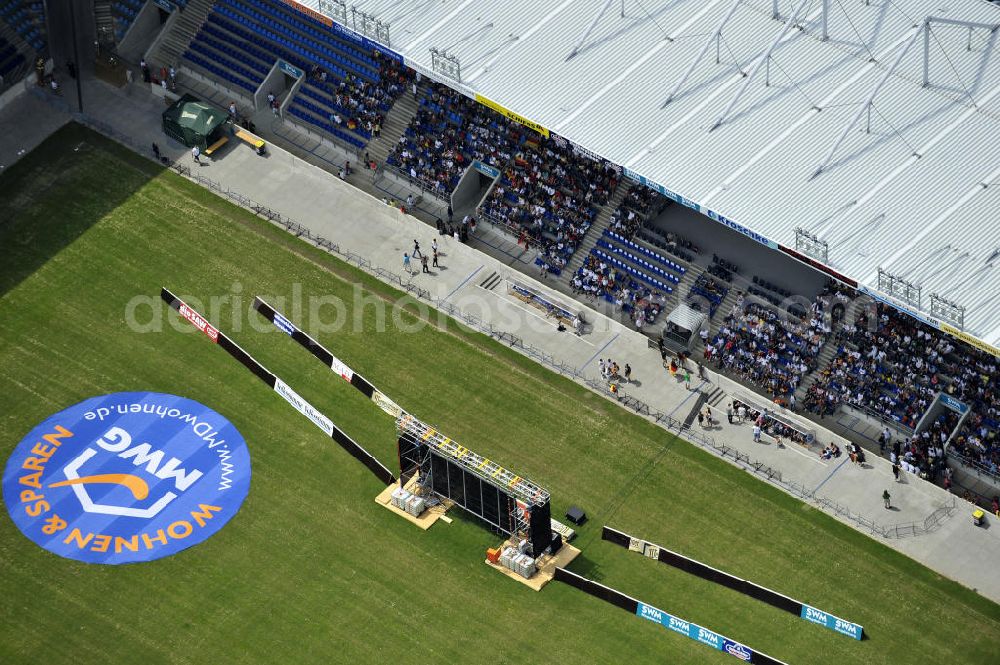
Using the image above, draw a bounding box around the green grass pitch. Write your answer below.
[1,123,998,664]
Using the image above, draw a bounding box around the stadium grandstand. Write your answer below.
[36,0,991,498]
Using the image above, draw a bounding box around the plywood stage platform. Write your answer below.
[486,538,582,591]
[374,474,453,530]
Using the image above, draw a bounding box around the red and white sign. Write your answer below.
[178,303,219,343]
[330,356,354,382]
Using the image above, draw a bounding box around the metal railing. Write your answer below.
[783,479,958,539]
[478,208,542,249]
[377,162,449,202]
[947,449,1000,482]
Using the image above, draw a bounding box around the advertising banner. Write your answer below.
[178,302,219,342]
[471,160,501,179]
[273,378,335,437]
[3,392,251,564]
[277,60,304,79]
[330,356,354,382]
[605,526,860,640]
[939,393,969,414]
[800,604,864,640]
[474,93,549,137]
[371,390,404,419]
[636,602,741,658]
[704,208,779,250]
[280,0,332,26]
[273,312,295,336]
[939,322,1000,358]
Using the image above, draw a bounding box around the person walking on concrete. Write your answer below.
[402,252,411,275]
[421,255,430,274]
[892,462,901,482]
[432,248,439,268]
[883,490,891,509]
[753,424,762,442]
[412,239,422,259]
[726,404,733,424]
[152,143,161,160]
[684,368,691,390]
[624,364,632,383]
[191,146,201,164]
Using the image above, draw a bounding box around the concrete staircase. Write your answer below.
[563,183,630,277]
[793,334,841,403]
[366,82,420,167]
[148,0,215,68]
[93,0,115,47]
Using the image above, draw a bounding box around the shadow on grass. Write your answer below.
[0,122,165,298]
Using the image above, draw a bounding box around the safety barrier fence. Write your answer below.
[602,525,864,641]
[553,567,788,664]
[784,480,957,539]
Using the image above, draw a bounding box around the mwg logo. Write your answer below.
[3,392,251,564]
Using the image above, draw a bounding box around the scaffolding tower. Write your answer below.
[396,413,550,541]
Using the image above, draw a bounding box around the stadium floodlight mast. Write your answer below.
[430,48,461,83]
[794,227,829,264]
[877,268,922,309]
[350,6,390,46]
[930,294,966,330]
[317,0,347,23]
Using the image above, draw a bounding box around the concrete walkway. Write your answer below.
[7,75,1000,603]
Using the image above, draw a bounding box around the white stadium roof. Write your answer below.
[305,0,1000,351]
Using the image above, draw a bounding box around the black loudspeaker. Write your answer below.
[548,531,563,555]
[566,506,586,525]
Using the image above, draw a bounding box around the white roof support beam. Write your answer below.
[711,0,811,130]
[922,16,999,89]
[663,0,742,107]
[821,0,829,41]
[813,22,924,178]
[926,16,999,31]
[567,0,616,60]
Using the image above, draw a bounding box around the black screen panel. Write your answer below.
[464,472,482,516]
[447,461,465,505]
[481,481,500,526]
[431,453,449,495]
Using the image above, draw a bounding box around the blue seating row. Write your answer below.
[595,238,680,285]
[238,0,377,71]
[287,105,366,148]
[216,0,372,83]
[591,248,673,294]
[604,229,685,276]
[183,50,256,92]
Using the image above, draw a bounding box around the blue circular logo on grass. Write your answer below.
[3,392,251,564]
